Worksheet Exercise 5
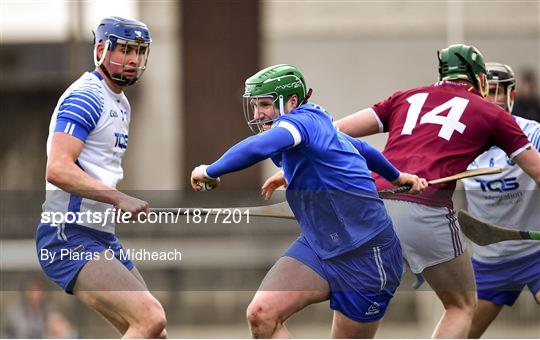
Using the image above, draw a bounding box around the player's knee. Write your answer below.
[145,303,167,338]
[156,328,168,339]
[246,300,279,335]
[132,297,167,338]
[139,313,166,338]
[443,293,477,316]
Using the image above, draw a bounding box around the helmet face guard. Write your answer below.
[243,95,277,134]
[488,79,516,112]
[486,62,516,112]
[93,17,152,87]
[242,64,311,134]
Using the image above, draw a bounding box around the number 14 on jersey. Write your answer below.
[402,93,470,141]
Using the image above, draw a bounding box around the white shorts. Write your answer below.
[383,199,466,274]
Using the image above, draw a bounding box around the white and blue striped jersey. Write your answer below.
[462,116,540,263]
[42,71,130,233]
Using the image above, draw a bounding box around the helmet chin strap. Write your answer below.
[99,62,138,87]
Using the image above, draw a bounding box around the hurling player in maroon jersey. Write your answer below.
[333,44,540,338]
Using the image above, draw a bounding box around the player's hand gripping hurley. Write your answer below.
[378,167,503,196]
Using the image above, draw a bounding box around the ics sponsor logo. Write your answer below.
[475,177,519,192]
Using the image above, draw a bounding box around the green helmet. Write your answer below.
[438,44,489,97]
[243,64,311,133]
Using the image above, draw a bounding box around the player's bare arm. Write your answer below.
[512,146,540,186]
[47,132,149,215]
[334,108,380,137]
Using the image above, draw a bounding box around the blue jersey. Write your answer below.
[274,104,394,258]
[207,103,398,259]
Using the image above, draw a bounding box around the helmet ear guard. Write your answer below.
[93,39,111,68]
[508,86,516,113]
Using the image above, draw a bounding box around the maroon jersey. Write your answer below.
[372,81,530,208]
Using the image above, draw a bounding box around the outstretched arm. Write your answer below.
[191,127,296,190]
[207,127,295,178]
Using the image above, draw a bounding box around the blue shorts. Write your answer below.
[284,226,403,322]
[36,223,134,294]
[473,249,540,306]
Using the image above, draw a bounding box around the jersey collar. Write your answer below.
[91,70,104,81]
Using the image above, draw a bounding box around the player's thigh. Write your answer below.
[73,251,164,327]
[130,266,148,288]
[250,256,330,321]
[331,310,380,339]
[383,199,466,274]
[422,251,477,307]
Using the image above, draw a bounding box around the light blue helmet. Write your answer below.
[93,16,152,86]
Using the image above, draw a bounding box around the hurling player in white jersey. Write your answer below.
[462,62,540,338]
[36,17,166,338]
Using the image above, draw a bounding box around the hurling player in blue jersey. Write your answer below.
[191,64,427,338]
[36,17,166,338]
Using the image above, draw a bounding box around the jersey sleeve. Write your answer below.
[341,133,400,182]
[491,111,531,158]
[205,127,295,178]
[54,86,105,142]
[371,90,410,132]
[526,121,540,150]
[371,92,399,132]
[272,120,302,147]
[276,113,313,146]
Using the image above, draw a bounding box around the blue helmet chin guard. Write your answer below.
[93,16,152,86]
